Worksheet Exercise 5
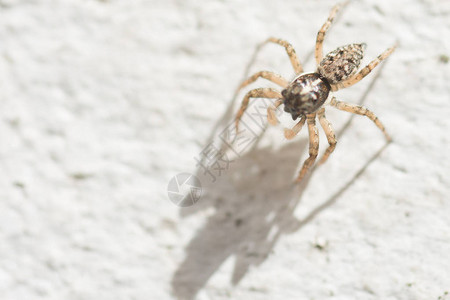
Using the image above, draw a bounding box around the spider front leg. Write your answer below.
[264,37,303,74]
[330,97,391,141]
[296,114,319,182]
[315,1,348,66]
[237,71,288,92]
[317,108,337,165]
[235,88,281,135]
[331,44,397,91]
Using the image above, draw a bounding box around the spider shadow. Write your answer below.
[171,39,391,300]
[172,136,311,300]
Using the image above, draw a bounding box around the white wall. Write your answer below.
[0,0,449,299]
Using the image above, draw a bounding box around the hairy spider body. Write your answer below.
[234,2,397,182]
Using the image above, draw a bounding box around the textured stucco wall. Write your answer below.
[0,0,449,299]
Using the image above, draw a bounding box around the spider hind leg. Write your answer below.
[330,97,391,141]
[315,1,349,66]
[332,44,397,91]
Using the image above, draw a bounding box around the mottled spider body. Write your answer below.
[318,43,366,84]
[282,43,366,120]
[282,73,330,120]
[234,2,397,182]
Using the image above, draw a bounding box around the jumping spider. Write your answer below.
[234,2,397,182]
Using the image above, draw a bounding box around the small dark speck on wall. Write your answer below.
[439,54,449,64]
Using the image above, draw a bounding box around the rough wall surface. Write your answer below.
[0,0,449,299]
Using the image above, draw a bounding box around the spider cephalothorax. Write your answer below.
[281,73,331,120]
[234,2,397,182]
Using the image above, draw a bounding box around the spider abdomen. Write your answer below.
[281,73,330,120]
[318,43,365,84]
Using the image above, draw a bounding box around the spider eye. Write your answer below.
[281,89,288,97]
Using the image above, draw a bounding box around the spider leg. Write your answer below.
[330,97,391,141]
[296,113,319,182]
[284,116,306,139]
[317,108,337,165]
[331,44,397,91]
[315,1,348,66]
[237,71,289,92]
[265,37,303,74]
[267,98,283,125]
[235,88,281,135]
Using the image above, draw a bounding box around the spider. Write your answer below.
[234,2,397,182]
